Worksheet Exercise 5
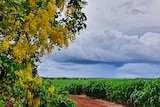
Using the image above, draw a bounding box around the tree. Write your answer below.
[0,0,87,106]
[0,0,87,64]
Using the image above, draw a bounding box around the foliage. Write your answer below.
[0,54,24,80]
[60,79,160,107]
[60,84,83,95]
[0,0,86,106]
[83,81,109,99]
[1,0,87,63]
[53,94,76,107]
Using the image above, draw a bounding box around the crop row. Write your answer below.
[59,79,160,107]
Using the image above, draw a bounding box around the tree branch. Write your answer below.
[0,11,7,18]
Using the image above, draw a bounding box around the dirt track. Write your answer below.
[71,95,125,107]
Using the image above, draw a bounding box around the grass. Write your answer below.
[43,78,99,90]
[43,78,157,91]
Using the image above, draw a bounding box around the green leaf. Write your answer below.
[0,22,5,28]
[0,4,4,11]
[13,0,22,5]
[0,102,5,107]
[46,104,52,107]
[24,2,31,11]
[11,64,14,73]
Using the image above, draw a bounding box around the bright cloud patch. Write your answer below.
[85,0,160,34]
[53,30,160,63]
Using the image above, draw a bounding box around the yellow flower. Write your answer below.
[48,85,55,93]
[26,62,32,72]
[33,98,40,107]
[25,72,33,81]
[71,7,76,13]
[64,39,69,47]
[34,77,42,85]
[47,2,56,13]
[57,0,65,11]
[27,90,35,106]
[67,23,73,29]
[15,20,21,28]
[13,46,22,60]
[27,90,34,100]
[30,21,37,31]
[19,78,23,86]
[50,0,56,4]
[29,0,36,8]
[2,40,10,51]
[15,70,24,77]
[22,84,28,89]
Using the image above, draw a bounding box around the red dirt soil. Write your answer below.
[71,95,126,107]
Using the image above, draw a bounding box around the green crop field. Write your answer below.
[43,78,157,90]
[43,78,160,107]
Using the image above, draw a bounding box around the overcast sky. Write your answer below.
[38,0,160,78]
